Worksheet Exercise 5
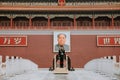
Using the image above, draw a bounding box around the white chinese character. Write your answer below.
[103,38,110,45]
[3,38,10,44]
[114,38,120,44]
[14,38,22,44]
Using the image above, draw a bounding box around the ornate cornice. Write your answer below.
[0,4,120,11]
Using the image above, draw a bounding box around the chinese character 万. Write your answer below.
[3,38,10,44]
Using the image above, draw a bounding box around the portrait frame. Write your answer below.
[53,31,70,52]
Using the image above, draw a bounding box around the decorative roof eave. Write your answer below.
[0,5,120,11]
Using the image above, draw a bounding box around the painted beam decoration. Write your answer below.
[97,35,120,46]
[0,36,27,46]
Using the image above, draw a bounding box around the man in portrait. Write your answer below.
[55,33,69,52]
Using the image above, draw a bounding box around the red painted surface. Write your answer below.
[0,35,120,68]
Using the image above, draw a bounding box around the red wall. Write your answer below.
[0,35,120,68]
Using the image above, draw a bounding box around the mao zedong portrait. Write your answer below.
[55,33,69,52]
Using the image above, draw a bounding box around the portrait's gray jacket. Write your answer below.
[55,44,69,52]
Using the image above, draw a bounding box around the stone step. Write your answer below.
[53,68,68,74]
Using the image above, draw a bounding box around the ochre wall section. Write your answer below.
[0,35,120,68]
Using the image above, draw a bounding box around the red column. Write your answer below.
[74,15,77,29]
[92,15,95,29]
[0,17,2,29]
[10,16,13,29]
[48,15,50,29]
[29,16,32,29]
[0,17,1,29]
[111,15,114,29]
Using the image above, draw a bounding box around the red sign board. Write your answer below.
[97,36,120,46]
[0,36,27,46]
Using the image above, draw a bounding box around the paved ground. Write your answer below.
[0,68,119,80]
